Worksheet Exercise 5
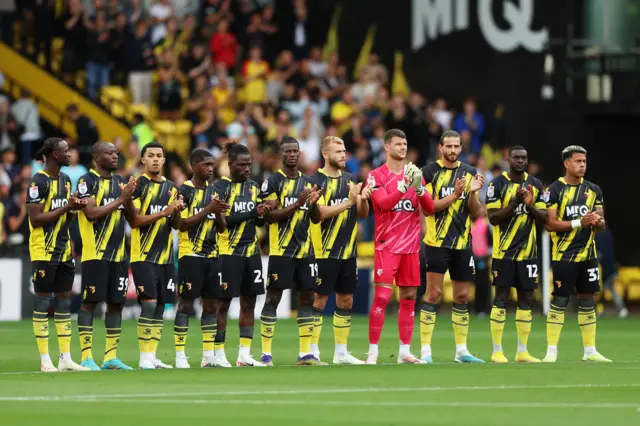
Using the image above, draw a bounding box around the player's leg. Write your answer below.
[395,252,423,364]
[419,246,450,363]
[514,289,539,362]
[259,256,290,365]
[213,298,232,367]
[236,255,266,367]
[31,262,56,371]
[77,260,102,371]
[97,262,132,370]
[450,249,484,363]
[367,251,399,364]
[513,261,539,362]
[200,297,218,368]
[173,257,201,369]
[311,258,337,362]
[488,259,512,363]
[212,256,238,367]
[54,261,89,371]
[600,272,628,318]
[101,261,133,370]
[543,261,573,363]
[149,264,175,368]
[578,259,611,362]
[133,262,158,369]
[332,258,363,365]
[295,258,321,365]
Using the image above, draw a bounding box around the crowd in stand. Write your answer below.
[0,1,546,284]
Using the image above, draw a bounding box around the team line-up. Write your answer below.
[26,128,610,372]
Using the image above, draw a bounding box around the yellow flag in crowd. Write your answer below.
[352,24,377,80]
[322,4,343,61]
[391,51,410,98]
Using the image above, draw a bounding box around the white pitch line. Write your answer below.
[0,383,639,402]
[62,398,640,409]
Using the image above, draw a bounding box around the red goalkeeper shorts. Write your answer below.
[373,251,420,287]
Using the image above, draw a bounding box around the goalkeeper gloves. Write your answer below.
[397,163,413,193]
[408,165,425,196]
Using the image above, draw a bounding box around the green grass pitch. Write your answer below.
[0,315,638,425]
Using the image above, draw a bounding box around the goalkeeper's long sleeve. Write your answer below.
[417,176,434,214]
[371,185,406,212]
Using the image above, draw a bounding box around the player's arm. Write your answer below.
[81,177,136,222]
[467,174,485,219]
[544,184,592,232]
[486,180,520,225]
[524,184,548,225]
[415,175,435,214]
[591,185,606,231]
[356,184,371,218]
[264,187,312,224]
[26,177,85,227]
[312,183,361,223]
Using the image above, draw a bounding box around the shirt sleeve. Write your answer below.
[533,179,546,209]
[27,174,48,204]
[132,178,144,210]
[260,174,280,202]
[421,164,435,196]
[485,177,502,209]
[77,174,97,199]
[594,184,604,208]
[178,185,193,219]
[545,182,560,210]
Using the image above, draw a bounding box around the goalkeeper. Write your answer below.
[364,129,434,365]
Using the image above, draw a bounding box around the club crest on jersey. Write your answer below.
[29,184,39,199]
[486,184,494,198]
[542,190,550,203]
[367,174,376,188]
[261,178,269,192]
[78,181,88,195]
[377,269,383,276]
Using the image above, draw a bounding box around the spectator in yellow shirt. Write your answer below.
[330,90,356,135]
[242,46,269,104]
[212,66,236,126]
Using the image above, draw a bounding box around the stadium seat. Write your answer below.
[128,103,150,122]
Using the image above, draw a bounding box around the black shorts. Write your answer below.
[267,256,317,291]
[491,258,538,290]
[552,259,601,297]
[81,260,129,304]
[31,260,75,293]
[178,256,218,300]
[425,246,475,282]
[131,262,176,303]
[316,258,358,296]
[216,255,265,299]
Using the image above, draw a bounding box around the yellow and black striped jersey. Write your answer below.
[486,172,546,260]
[260,169,314,258]
[27,170,73,263]
[214,177,263,257]
[178,180,220,259]
[422,160,476,250]
[546,177,603,262]
[76,170,128,262]
[131,174,177,264]
[310,169,358,260]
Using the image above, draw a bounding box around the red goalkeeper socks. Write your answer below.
[368,286,392,344]
[398,298,415,345]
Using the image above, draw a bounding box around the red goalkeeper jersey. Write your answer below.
[366,164,434,254]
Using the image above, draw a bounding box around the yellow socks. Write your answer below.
[310,307,323,354]
[515,307,533,352]
[214,330,226,354]
[333,308,352,353]
[546,301,566,348]
[201,312,217,355]
[103,311,122,362]
[78,309,93,361]
[137,316,153,354]
[297,306,314,354]
[578,298,597,349]
[33,307,50,358]
[260,304,277,355]
[420,302,436,357]
[490,303,507,353]
[174,311,189,354]
[451,303,469,352]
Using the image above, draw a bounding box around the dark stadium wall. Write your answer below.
[275,0,640,264]
[280,0,584,178]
